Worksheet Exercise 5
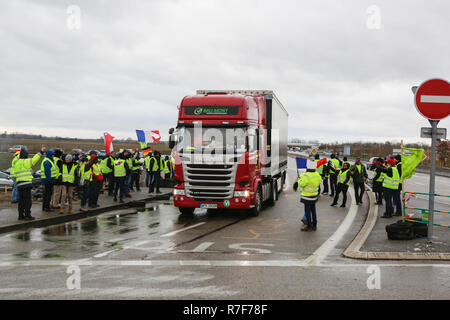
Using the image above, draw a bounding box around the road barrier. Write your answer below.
[402,191,450,228]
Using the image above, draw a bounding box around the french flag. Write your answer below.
[104,132,114,155]
[136,129,162,143]
[296,157,327,169]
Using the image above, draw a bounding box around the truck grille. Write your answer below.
[184,163,236,200]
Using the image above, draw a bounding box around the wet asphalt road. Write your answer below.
[0,158,449,299]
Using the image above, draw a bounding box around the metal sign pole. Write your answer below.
[428,119,439,241]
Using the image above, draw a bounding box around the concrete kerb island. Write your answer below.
[343,187,450,261]
[0,192,172,235]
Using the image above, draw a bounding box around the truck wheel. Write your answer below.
[268,180,278,206]
[250,186,262,217]
[179,207,195,215]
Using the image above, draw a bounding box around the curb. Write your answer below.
[0,192,172,235]
[343,188,450,261]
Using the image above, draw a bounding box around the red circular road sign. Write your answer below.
[414,78,450,120]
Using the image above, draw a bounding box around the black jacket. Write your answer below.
[350,164,368,184]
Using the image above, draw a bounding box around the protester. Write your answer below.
[148,151,163,194]
[374,158,402,218]
[99,152,113,195]
[163,155,171,180]
[349,158,368,205]
[14,146,45,220]
[372,158,385,205]
[60,154,78,214]
[131,149,141,191]
[327,154,340,197]
[50,149,64,209]
[10,150,20,204]
[144,152,153,187]
[88,152,103,209]
[41,149,57,212]
[123,149,133,197]
[113,151,131,203]
[106,151,116,196]
[79,155,94,212]
[293,161,321,231]
[330,162,351,207]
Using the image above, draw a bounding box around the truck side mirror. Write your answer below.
[168,134,175,149]
[169,128,174,135]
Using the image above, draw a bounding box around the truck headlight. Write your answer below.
[234,190,250,198]
[173,189,185,196]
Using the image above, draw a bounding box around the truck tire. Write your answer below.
[250,185,262,217]
[268,180,278,206]
[179,207,195,215]
[385,220,414,240]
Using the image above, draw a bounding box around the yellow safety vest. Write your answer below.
[62,163,78,184]
[14,154,41,182]
[41,158,58,179]
[79,163,92,182]
[338,169,350,186]
[100,158,112,174]
[382,167,400,190]
[298,172,321,198]
[114,159,127,177]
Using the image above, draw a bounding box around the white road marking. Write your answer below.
[177,242,215,253]
[93,249,118,258]
[228,243,274,254]
[303,188,359,266]
[1,259,450,268]
[160,222,206,237]
[420,95,450,103]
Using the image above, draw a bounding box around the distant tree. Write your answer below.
[437,141,449,168]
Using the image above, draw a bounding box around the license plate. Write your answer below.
[200,204,217,209]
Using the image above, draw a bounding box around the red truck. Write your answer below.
[168,90,288,216]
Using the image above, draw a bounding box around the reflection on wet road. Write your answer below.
[0,201,251,262]
[0,203,192,261]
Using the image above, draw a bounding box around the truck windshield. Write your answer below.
[177,127,249,154]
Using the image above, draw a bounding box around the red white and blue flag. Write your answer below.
[296,157,327,169]
[136,129,162,143]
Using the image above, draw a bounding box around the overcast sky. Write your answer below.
[0,0,449,144]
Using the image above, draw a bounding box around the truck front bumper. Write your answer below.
[173,196,253,209]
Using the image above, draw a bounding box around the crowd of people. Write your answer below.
[294,153,402,231]
[10,146,174,221]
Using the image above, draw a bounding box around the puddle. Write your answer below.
[117,227,139,235]
[11,232,31,241]
[13,252,29,258]
[148,222,160,229]
[43,253,65,258]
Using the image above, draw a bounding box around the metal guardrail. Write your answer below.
[402,191,450,228]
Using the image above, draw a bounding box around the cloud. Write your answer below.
[0,0,449,143]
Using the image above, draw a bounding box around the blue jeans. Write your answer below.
[304,201,317,228]
[145,171,150,187]
[81,184,90,207]
[384,187,402,216]
[125,175,132,194]
[11,177,18,202]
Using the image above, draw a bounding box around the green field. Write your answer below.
[0,153,43,172]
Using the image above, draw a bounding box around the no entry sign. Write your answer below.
[414,78,450,120]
